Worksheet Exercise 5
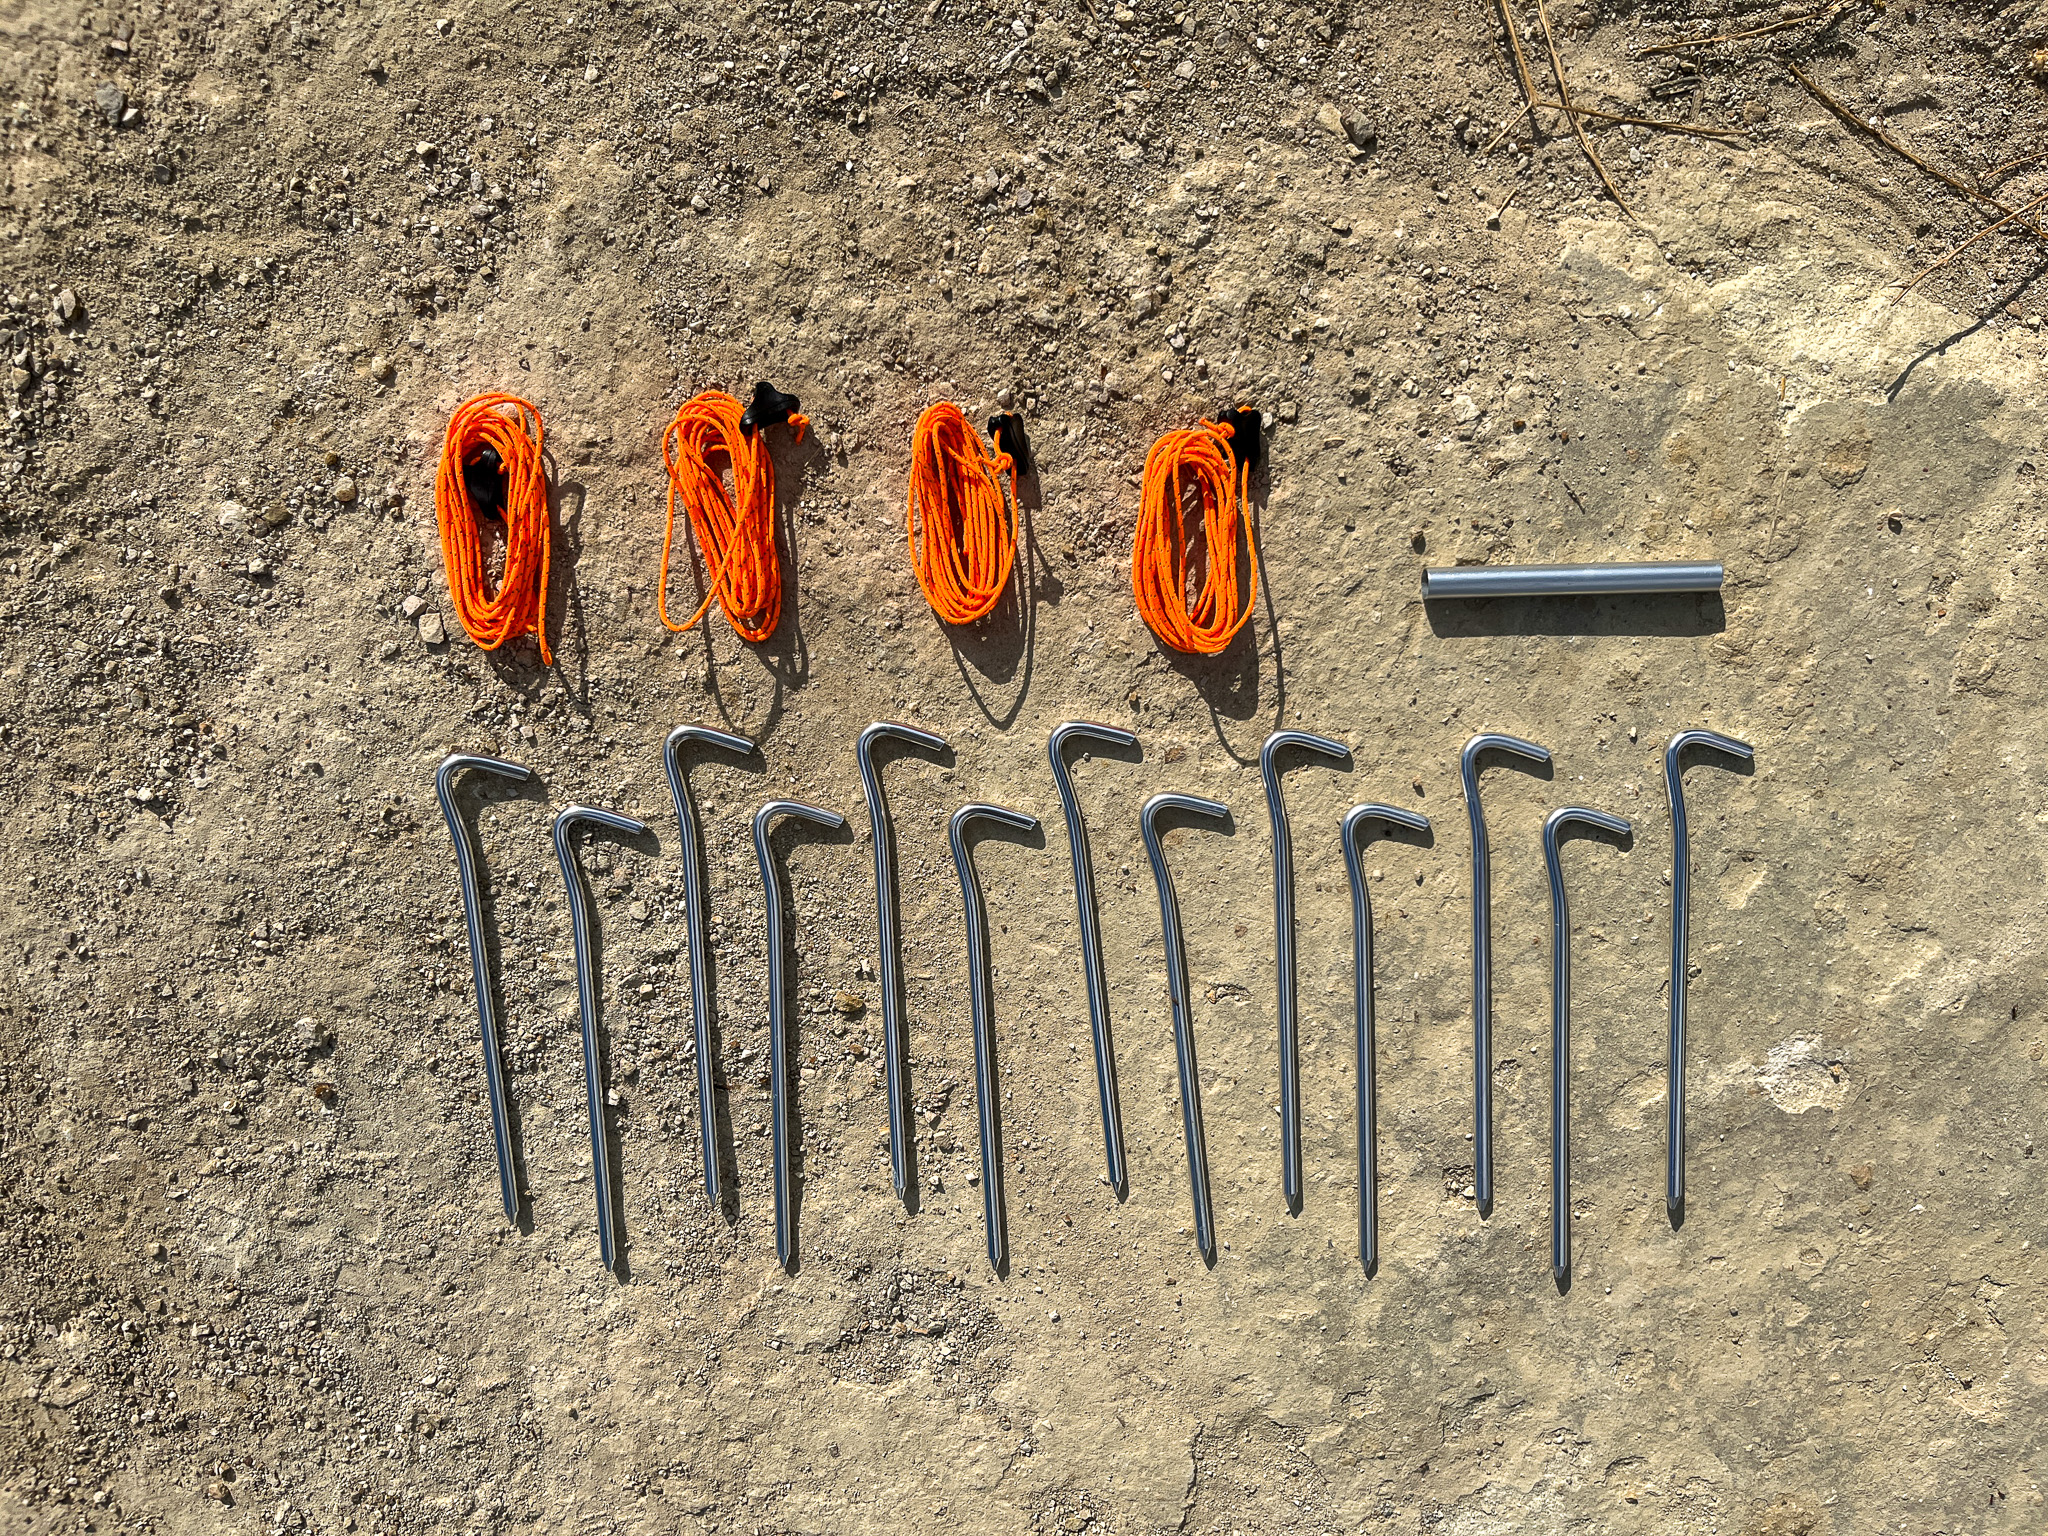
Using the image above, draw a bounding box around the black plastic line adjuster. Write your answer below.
[740,380,802,438]
[988,411,1033,477]
[462,444,507,521]
[1217,406,1263,474]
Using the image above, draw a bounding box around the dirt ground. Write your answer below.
[6,0,2048,1531]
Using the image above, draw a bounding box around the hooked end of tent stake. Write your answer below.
[988,411,1033,476]
[740,380,802,438]
[1217,405,1263,474]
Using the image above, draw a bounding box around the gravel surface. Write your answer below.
[5,1,2048,1532]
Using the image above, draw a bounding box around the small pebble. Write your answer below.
[371,354,393,382]
[331,477,357,504]
[584,64,600,82]
[418,611,447,645]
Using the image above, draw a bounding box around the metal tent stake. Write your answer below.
[661,724,756,1205]
[1140,792,1234,1265]
[1543,806,1632,1287]
[1261,729,1351,1214]
[752,799,847,1270]
[857,721,950,1205]
[1664,728,1754,1224]
[1461,732,1552,1216]
[435,752,535,1227]
[1341,804,1431,1275]
[552,803,652,1274]
[1047,721,1141,1198]
[949,802,1041,1273]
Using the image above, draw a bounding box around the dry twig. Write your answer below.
[1529,100,1748,142]
[1482,101,1746,157]
[1784,59,2035,227]
[1635,2,1853,57]
[1891,191,2048,305]
[1986,148,2048,187]
[1535,0,1635,219]
[1480,115,1526,157]
[1494,0,1547,128]
[1787,54,2048,299]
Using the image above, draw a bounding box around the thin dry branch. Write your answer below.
[1535,0,1635,220]
[1986,148,2048,186]
[1529,100,1748,142]
[1634,2,1852,57]
[1784,59,2029,221]
[1480,114,1527,157]
[1481,100,1746,157]
[1788,59,2048,304]
[1891,191,2048,305]
[1495,0,1546,127]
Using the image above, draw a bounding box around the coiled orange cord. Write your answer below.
[660,389,808,643]
[436,392,553,664]
[907,401,1018,625]
[1131,418,1259,655]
